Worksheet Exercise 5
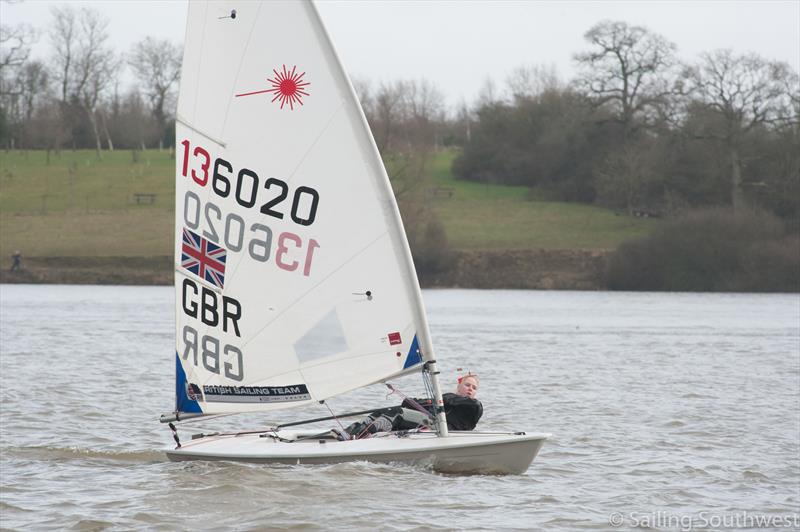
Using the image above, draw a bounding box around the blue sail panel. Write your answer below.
[403,334,422,369]
[176,353,203,414]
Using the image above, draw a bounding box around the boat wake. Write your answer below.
[6,445,164,463]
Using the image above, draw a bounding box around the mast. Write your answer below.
[416,313,449,437]
[308,2,450,437]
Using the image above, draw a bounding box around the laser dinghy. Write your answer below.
[161,0,549,475]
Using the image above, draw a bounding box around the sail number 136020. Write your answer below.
[180,139,320,227]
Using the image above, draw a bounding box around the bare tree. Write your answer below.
[681,50,798,210]
[455,99,472,144]
[353,77,449,271]
[0,22,37,91]
[49,5,77,103]
[13,60,49,149]
[475,77,499,107]
[1,22,39,147]
[506,63,561,102]
[26,99,68,162]
[574,20,677,136]
[106,88,160,150]
[357,77,444,153]
[18,61,48,120]
[371,81,404,153]
[401,78,445,148]
[128,36,181,149]
[351,76,372,116]
[49,5,119,157]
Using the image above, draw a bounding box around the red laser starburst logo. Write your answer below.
[235,65,311,110]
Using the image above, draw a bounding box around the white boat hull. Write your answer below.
[166,430,550,475]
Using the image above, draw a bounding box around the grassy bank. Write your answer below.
[1,149,175,258]
[0,148,656,259]
[426,151,654,250]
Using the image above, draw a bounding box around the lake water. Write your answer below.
[1,285,798,530]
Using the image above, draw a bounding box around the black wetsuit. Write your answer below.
[403,393,483,430]
[342,393,483,438]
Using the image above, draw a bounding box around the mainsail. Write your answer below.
[173,1,437,416]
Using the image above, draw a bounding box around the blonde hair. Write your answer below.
[458,373,479,385]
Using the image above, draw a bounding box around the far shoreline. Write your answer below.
[0,249,611,290]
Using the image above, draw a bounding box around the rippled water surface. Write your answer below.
[1,285,798,530]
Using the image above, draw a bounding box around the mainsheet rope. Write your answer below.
[323,401,347,431]
[385,383,434,418]
[352,382,437,440]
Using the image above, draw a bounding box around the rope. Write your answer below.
[355,417,382,439]
[323,401,346,431]
[422,370,436,407]
[385,383,434,418]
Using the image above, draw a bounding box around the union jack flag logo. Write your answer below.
[181,228,226,288]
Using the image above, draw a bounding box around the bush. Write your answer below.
[452,90,608,202]
[605,207,799,292]
[402,211,452,275]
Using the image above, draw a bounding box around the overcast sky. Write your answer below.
[3,0,799,105]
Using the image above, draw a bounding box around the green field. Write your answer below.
[0,149,175,257]
[0,149,655,257]
[425,150,654,250]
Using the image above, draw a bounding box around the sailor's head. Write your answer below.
[456,373,479,399]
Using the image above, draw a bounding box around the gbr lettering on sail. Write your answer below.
[178,138,322,382]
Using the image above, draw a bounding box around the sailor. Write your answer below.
[10,250,21,272]
[333,373,483,440]
[438,373,483,430]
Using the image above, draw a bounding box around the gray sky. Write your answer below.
[3,0,799,105]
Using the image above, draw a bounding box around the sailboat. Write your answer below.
[161,0,549,475]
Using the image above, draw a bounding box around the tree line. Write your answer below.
[1,10,797,289]
[2,11,798,227]
[454,21,799,226]
[1,5,180,159]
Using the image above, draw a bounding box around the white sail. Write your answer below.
[173,0,434,415]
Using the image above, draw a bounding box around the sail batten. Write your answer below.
[172,1,436,416]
